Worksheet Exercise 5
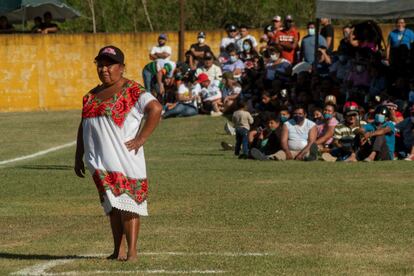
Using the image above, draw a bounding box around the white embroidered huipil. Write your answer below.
[82,80,156,216]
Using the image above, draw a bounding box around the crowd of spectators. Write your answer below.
[141,16,414,162]
[142,15,414,162]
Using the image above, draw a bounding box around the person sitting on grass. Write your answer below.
[162,71,198,119]
[359,105,396,161]
[232,101,254,159]
[395,103,414,160]
[221,72,242,114]
[322,102,366,162]
[274,104,318,161]
[250,113,283,161]
[315,103,339,152]
[192,73,223,116]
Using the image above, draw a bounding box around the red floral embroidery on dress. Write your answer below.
[93,169,148,204]
[82,81,145,127]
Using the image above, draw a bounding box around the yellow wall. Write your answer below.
[0,25,394,112]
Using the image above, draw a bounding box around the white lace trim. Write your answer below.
[101,190,148,216]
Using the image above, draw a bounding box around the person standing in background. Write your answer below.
[320,18,334,51]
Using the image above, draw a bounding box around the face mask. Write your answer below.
[270,53,280,61]
[375,114,385,124]
[159,41,165,46]
[229,56,238,63]
[356,65,364,73]
[198,38,205,44]
[269,127,277,131]
[308,28,315,36]
[324,113,333,120]
[293,115,305,124]
[280,115,288,123]
[285,23,292,29]
[243,44,251,51]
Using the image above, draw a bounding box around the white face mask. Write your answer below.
[229,56,238,63]
[198,38,205,44]
[271,53,280,61]
[308,28,315,36]
[356,65,364,73]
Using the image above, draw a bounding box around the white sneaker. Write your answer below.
[224,121,236,136]
[321,152,336,162]
[210,111,223,117]
[404,154,414,161]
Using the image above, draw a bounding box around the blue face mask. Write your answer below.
[243,44,251,51]
[280,115,289,123]
[229,56,238,63]
[324,113,333,120]
[375,114,385,124]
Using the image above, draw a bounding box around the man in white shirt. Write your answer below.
[273,105,318,161]
[236,24,258,52]
[220,24,239,54]
[195,52,222,82]
[149,33,172,61]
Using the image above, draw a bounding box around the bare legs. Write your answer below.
[108,208,140,261]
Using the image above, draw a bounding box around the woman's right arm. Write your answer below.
[74,120,85,178]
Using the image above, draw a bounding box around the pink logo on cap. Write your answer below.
[102,47,116,55]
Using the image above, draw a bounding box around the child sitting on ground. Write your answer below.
[250,112,283,160]
[232,101,254,159]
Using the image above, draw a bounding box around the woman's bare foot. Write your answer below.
[127,253,137,262]
[107,251,127,261]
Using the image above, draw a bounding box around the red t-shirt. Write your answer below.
[275,28,298,63]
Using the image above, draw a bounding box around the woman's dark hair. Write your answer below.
[353,20,384,50]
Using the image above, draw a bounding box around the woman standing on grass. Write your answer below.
[74,46,162,261]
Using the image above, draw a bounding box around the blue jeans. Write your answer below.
[142,66,154,92]
[235,127,249,156]
[163,103,198,118]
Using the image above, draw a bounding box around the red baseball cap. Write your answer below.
[197,73,210,83]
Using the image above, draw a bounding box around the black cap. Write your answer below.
[198,31,206,38]
[374,105,390,117]
[227,24,237,32]
[95,45,125,64]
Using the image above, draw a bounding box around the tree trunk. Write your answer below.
[141,0,154,31]
[87,0,97,33]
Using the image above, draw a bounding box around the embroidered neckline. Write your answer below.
[82,80,145,127]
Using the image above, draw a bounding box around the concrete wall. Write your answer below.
[0,25,394,112]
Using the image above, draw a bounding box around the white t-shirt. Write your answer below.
[177,83,196,106]
[192,80,222,102]
[195,64,223,82]
[222,84,241,98]
[285,118,316,151]
[220,36,239,50]
[150,45,172,60]
[236,35,258,52]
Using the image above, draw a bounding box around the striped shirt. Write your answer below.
[333,121,366,140]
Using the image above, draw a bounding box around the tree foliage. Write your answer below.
[60,0,316,33]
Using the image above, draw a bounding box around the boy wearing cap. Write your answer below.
[150,33,172,61]
[322,102,366,162]
[272,15,283,33]
[192,73,223,116]
[188,32,213,70]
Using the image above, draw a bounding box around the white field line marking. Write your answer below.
[48,270,226,275]
[0,141,76,166]
[12,252,273,275]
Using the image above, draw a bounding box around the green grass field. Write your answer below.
[0,111,413,275]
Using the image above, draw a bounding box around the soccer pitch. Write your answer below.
[0,111,413,275]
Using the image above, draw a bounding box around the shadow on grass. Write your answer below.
[14,165,73,171]
[0,252,98,260]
